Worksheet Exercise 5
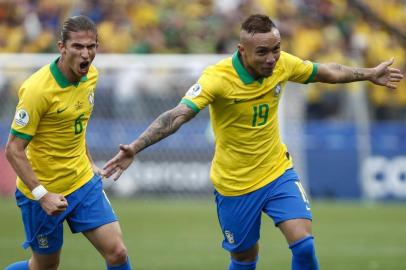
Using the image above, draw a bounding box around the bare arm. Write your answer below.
[5,135,41,191]
[130,103,197,153]
[5,134,68,215]
[313,58,404,89]
[103,103,197,180]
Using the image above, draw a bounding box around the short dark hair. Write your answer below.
[241,14,276,34]
[60,15,98,44]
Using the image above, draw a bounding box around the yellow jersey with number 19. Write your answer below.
[10,58,98,199]
[181,51,317,196]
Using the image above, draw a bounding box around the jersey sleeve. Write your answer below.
[283,52,318,84]
[10,82,49,140]
[180,69,222,113]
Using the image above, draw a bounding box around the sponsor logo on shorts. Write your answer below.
[14,109,29,127]
[225,230,235,244]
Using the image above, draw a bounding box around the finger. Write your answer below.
[59,199,68,207]
[103,159,116,170]
[104,166,118,178]
[390,73,404,80]
[103,156,122,170]
[99,170,107,180]
[113,169,124,181]
[389,77,402,82]
[386,57,394,66]
[387,69,403,77]
[57,204,67,211]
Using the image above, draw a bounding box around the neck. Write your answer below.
[239,53,261,80]
[57,57,80,83]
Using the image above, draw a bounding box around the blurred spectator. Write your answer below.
[0,0,405,120]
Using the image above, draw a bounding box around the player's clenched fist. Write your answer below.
[39,193,68,215]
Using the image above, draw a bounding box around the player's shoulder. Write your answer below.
[203,56,232,75]
[88,64,99,77]
[201,56,234,84]
[279,51,300,63]
[277,51,310,70]
[21,64,53,91]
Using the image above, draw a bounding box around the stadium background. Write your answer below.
[0,0,405,269]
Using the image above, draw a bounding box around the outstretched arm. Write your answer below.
[103,103,197,180]
[313,58,404,89]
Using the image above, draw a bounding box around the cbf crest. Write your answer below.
[224,230,235,244]
[37,234,49,249]
[88,90,95,106]
[274,83,281,97]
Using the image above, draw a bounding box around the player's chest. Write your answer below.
[47,86,95,122]
[213,82,284,126]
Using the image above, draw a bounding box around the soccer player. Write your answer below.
[5,16,131,270]
[103,14,403,270]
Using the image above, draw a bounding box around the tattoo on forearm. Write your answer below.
[332,63,343,72]
[138,107,193,152]
[354,69,364,79]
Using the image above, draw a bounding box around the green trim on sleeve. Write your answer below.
[10,129,33,141]
[304,63,318,84]
[180,99,200,113]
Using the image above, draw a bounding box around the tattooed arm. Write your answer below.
[313,58,403,89]
[103,103,197,180]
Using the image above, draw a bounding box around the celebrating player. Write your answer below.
[103,14,403,270]
[5,16,131,270]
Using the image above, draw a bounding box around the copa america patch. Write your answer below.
[14,109,29,127]
[185,83,202,98]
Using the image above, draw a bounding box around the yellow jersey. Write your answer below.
[11,58,98,199]
[181,51,317,196]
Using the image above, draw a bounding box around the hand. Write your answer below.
[92,164,104,178]
[102,144,136,181]
[370,58,404,89]
[39,192,68,215]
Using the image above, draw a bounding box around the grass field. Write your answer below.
[0,197,405,270]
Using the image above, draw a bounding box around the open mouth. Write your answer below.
[80,61,89,69]
[78,61,90,75]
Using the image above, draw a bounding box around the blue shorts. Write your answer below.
[16,174,117,254]
[214,168,312,253]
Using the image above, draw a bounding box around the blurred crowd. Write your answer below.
[0,0,405,120]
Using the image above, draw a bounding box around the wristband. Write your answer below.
[32,185,48,200]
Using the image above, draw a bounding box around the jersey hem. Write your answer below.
[213,166,294,196]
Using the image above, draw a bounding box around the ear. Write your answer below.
[57,41,66,55]
[237,44,245,56]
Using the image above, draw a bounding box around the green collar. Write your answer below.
[50,58,88,88]
[232,51,263,85]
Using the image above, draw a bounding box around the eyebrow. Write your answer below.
[71,42,97,47]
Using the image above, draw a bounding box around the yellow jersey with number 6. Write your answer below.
[10,58,98,199]
[181,51,317,196]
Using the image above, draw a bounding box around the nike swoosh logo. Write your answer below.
[234,93,267,104]
[57,107,68,114]
[234,98,249,104]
